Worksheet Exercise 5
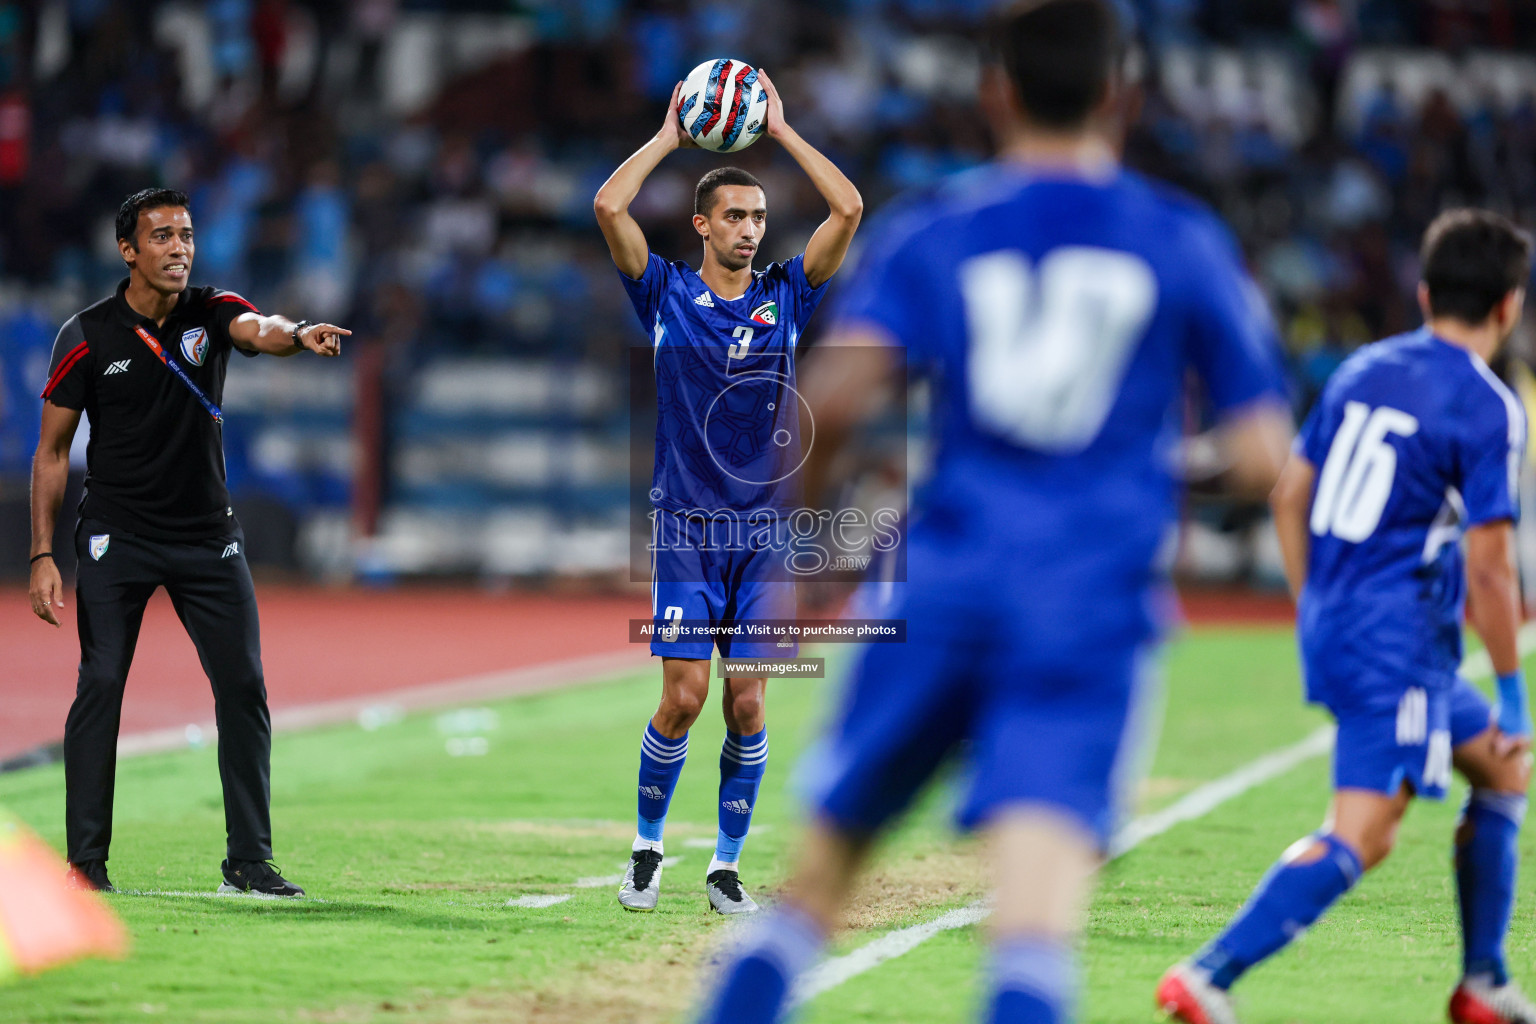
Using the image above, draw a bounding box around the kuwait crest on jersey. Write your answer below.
[750,301,778,326]
[180,327,209,366]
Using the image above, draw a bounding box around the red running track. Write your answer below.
[0,584,1290,763]
[0,585,653,763]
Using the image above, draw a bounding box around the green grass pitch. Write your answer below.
[2,626,1533,1023]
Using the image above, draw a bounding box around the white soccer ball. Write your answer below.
[679,58,769,154]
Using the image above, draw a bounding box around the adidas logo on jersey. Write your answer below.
[694,291,715,307]
[639,785,665,800]
[221,541,240,559]
[721,798,753,814]
[104,359,131,375]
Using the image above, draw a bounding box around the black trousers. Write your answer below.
[64,516,272,864]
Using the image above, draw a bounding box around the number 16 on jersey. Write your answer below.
[1311,400,1420,543]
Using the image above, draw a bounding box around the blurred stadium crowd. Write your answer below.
[1,0,1536,582]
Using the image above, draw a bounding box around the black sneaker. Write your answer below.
[218,858,304,897]
[68,859,114,893]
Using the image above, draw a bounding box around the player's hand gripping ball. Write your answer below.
[679,58,769,153]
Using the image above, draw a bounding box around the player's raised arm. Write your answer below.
[228,313,349,357]
[758,71,863,287]
[594,82,695,280]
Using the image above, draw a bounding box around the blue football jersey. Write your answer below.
[1295,328,1525,709]
[620,252,829,513]
[832,164,1286,648]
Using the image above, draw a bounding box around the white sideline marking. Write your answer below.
[683,837,718,849]
[117,889,326,903]
[793,726,1334,1002]
[1106,726,1335,859]
[115,647,651,758]
[794,625,1535,1005]
[794,903,992,1002]
[1457,620,1536,681]
[573,855,682,888]
[99,622,1536,759]
[507,894,572,908]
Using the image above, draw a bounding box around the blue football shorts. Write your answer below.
[798,577,1158,849]
[1329,676,1494,801]
[649,507,798,660]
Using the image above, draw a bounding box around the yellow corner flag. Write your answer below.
[0,808,127,982]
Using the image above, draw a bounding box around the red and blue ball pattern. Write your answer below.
[680,58,769,154]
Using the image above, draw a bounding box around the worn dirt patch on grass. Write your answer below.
[308,838,988,1024]
[842,840,987,931]
[306,931,728,1024]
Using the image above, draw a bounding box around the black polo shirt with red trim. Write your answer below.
[41,279,259,540]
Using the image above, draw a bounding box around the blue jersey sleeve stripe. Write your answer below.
[1467,351,1526,522]
[1469,352,1526,453]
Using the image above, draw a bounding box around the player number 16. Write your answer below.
[1310,400,1420,543]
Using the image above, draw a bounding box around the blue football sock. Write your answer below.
[1456,790,1526,985]
[1195,832,1362,989]
[985,936,1076,1024]
[698,905,824,1024]
[715,728,767,868]
[637,723,688,845]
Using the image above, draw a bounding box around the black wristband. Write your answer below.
[291,320,313,350]
[29,552,53,564]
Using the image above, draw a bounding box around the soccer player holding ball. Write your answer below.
[1160,213,1536,1024]
[593,65,862,913]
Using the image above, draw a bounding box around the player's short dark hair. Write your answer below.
[695,167,764,217]
[1420,209,1533,324]
[988,0,1122,130]
[116,187,191,249]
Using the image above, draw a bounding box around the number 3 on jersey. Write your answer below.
[1311,400,1420,542]
[729,326,753,361]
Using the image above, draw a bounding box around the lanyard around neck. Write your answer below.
[132,325,223,423]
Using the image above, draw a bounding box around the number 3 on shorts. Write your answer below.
[662,605,683,643]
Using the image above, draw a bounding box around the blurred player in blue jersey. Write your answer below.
[697,2,1293,1022]
[1159,212,1535,1024]
[594,69,862,914]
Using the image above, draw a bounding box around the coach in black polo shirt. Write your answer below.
[27,188,348,897]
